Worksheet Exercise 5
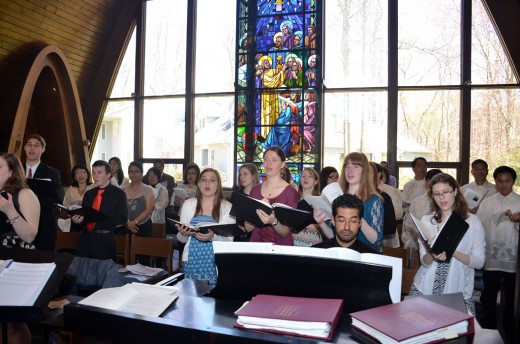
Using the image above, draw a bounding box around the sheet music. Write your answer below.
[0,262,56,306]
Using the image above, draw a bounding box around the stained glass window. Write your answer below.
[236,0,321,179]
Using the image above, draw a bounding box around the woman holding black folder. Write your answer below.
[408,173,486,315]
[244,146,298,245]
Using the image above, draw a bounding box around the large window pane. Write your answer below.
[398,0,461,86]
[471,0,518,85]
[195,0,236,93]
[470,89,520,173]
[324,0,387,88]
[397,90,460,162]
[110,29,136,98]
[194,96,235,188]
[145,0,187,95]
[142,98,186,159]
[323,91,388,170]
[93,100,135,171]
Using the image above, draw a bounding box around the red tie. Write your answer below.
[86,189,105,232]
[28,168,32,178]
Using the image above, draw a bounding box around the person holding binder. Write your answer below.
[176,168,235,286]
[244,146,298,245]
[293,167,332,246]
[24,134,62,251]
[59,164,95,232]
[0,152,40,343]
[72,160,128,260]
[408,173,486,315]
[231,163,259,241]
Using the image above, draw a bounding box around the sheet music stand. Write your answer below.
[0,248,73,342]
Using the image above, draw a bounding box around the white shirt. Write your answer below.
[402,178,426,204]
[151,183,169,224]
[460,180,497,203]
[110,176,129,188]
[477,192,520,273]
[26,161,41,177]
[176,198,235,261]
[412,213,486,301]
[379,182,403,220]
[402,193,432,250]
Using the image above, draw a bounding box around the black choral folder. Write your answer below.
[27,178,59,199]
[429,212,469,259]
[54,204,110,222]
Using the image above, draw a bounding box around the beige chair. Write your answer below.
[130,235,173,276]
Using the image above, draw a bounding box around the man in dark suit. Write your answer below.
[24,134,62,251]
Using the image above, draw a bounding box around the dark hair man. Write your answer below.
[24,134,62,251]
[313,194,377,253]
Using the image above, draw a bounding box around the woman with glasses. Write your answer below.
[60,164,95,231]
[408,173,486,315]
[123,161,155,237]
[244,146,299,245]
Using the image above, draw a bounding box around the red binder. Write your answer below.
[350,297,474,344]
[234,294,343,341]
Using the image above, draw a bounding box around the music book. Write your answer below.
[0,260,56,306]
[234,294,343,340]
[230,191,314,229]
[78,283,179,317]
[167,219,242,237]
[350,297,474,344]
[53,203,110,222]
[27,178,59,199]
[463,189,488,209]
[302,182,343,220]
[409,212,469,259]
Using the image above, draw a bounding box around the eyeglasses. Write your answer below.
[432,189,454,199]
[75,170,87,175]
[334,216,360,227]
[128,170,142,174]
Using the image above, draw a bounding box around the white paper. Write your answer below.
[173,187,188,198]
[79,283,179,317]
[463,189,487,209]
[303,182,343,219]
[125,263,164,276]
[0,262,56,306]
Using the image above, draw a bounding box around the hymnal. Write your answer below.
[302,182,343,220]
[78,283,179,317]
[27,178,59,199]
[234,294,343,340]
[409,212,469,259]
[54,203,110,222]
[168,219,242,237]
[350,297,474,344]
[463,189,488,209]
[0,261,56,306]
[230,191,313,229]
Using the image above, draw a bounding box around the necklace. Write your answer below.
[78,187,86,196]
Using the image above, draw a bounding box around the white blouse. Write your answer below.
[412,213,486,301]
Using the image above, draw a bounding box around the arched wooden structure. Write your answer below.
[2,45,90,186]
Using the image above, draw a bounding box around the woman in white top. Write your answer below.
[60,164,95,231]
[176,168,235,286]
[409,173,486,315]
[146,167,169,224]
[109,157,129,188]
[171,163,200,215]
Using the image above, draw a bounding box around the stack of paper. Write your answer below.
[125,263,164,276]
[79,283,179,317]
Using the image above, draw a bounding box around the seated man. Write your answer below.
[313,194,378,253]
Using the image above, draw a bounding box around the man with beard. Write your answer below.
[313,194,378,253]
